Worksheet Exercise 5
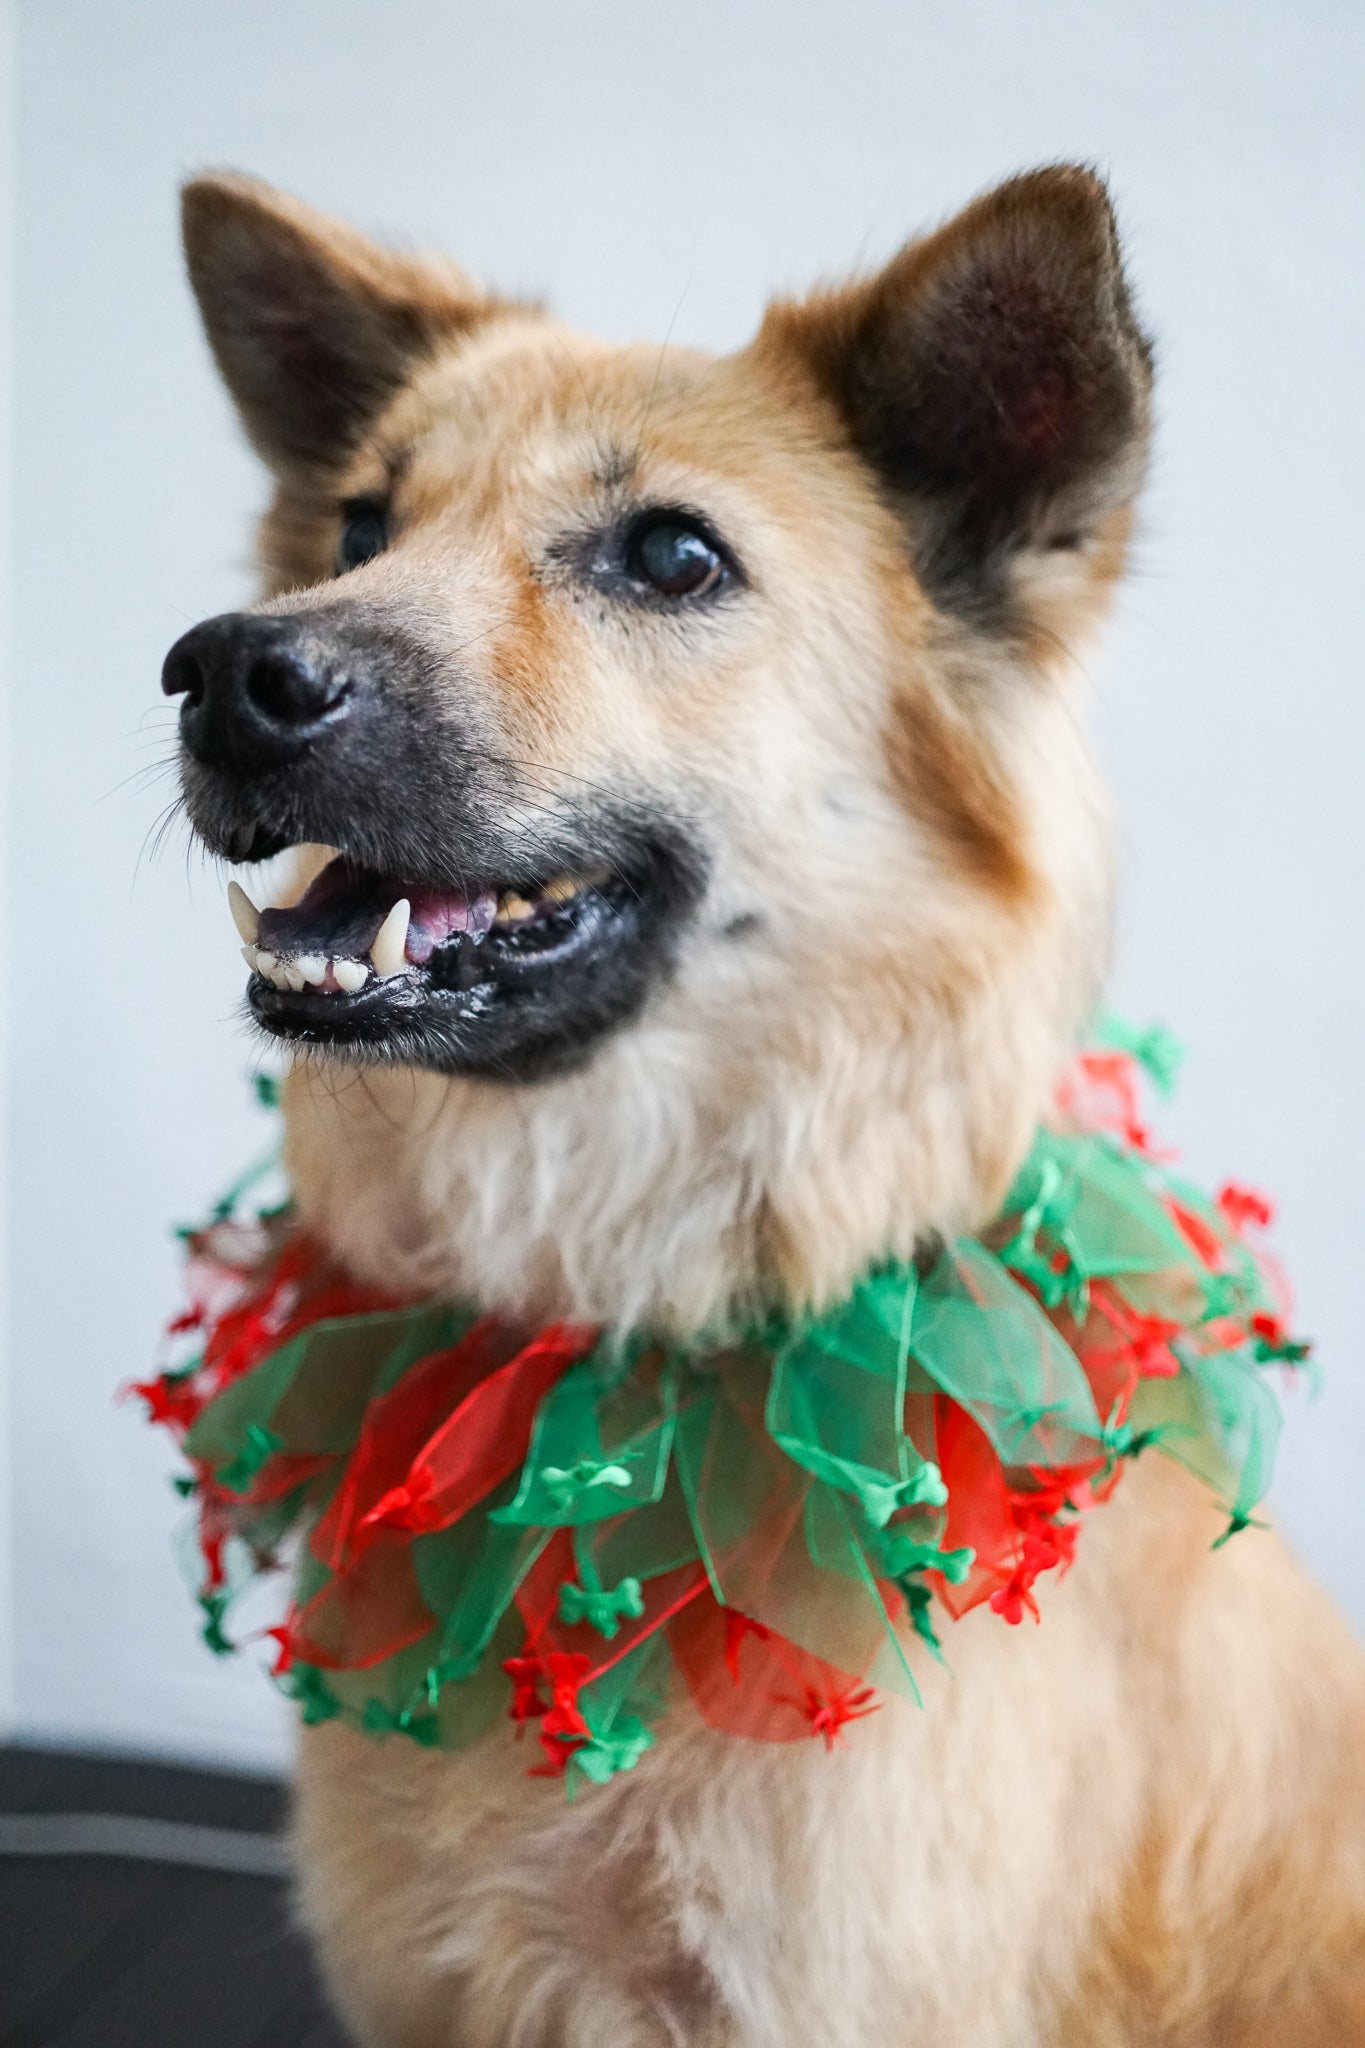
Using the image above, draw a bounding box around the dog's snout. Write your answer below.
[162,612,353,773]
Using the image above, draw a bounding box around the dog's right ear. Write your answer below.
[181,173,488,473]
[759,165,1153,638]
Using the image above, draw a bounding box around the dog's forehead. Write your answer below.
[369,315,823,513]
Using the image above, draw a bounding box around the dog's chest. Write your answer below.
[291,1557,1143,2048]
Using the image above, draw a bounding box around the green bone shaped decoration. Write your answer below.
[491,1352,676,1528]
[558,1572,647,1638]
[215,1422,283,1494]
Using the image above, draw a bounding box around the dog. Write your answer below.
[161,164,1365,2047]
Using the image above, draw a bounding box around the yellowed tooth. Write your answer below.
[296,955,327,986]
[333,959,368,995]
[227,880,261,946]
[255,950,277,975]
[283,963,306,992]
[240,944,259,970]
[497,892,536,923]
[543,876,581,904]
[370,899,411,980]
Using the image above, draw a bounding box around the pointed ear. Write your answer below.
[761,165,1153,630]
[181,173,493,472]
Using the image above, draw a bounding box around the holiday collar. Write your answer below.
[135,1019,1308,1791]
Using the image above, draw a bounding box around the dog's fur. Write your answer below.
[174,166,1365,2045]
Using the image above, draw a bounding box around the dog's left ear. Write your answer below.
[760,165,1153,636]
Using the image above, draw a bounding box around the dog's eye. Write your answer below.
[336,501,388,575]
[625,514,727,599]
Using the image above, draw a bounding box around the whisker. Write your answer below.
[133,793,191,893]
[132,703,182,735]
[631,280,692,454]
[98,758,180,805]
[548,331,603,443]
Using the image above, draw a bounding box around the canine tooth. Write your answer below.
[296,955,327,986]
[255,950,277,974]
[497,892,536,923]
[370,899,411,979]
[241,944,259,970]
[333,959,369,994]
[227,881,261,945]
[283,963,306,992]
[543,876,581,903]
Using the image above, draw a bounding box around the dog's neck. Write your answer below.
[282,947,1094,1336]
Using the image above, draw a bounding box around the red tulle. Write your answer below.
[1054,1049,1157,1156]
[358,1322,598,1540]
[669,1592,871,1743]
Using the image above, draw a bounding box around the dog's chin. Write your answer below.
[216,827,705,1084]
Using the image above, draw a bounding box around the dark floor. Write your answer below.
[0,1746,351,2048]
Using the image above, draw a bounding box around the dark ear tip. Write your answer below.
[1011,160,1110,197]
[980,162,1118,238]
[179,170,293,261]
[995,164,1128,279]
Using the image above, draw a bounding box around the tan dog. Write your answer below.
[163,166,1365,2047]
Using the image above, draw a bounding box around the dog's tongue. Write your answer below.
[403,882,500,964]
[256,858,496,967]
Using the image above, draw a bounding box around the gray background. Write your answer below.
[2,0,1361,1768]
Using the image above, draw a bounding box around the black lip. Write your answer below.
[246,839,704,1082]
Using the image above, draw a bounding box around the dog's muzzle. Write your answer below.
[160,607,708,1082]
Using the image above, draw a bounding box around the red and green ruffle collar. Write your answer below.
[134,1019,1308,1791]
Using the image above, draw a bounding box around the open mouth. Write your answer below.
[226,841,699,1081]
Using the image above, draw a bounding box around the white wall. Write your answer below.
[0,0,13,1740]
[9,0,1363,1770]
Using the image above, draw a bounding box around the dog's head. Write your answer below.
[165,167,1150,1325]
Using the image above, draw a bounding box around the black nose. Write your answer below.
[161,612,354,774]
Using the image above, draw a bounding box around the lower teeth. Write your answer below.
[241,945,370,995]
